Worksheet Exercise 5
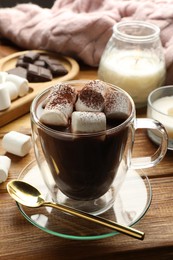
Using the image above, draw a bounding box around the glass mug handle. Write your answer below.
[131,118,168,169]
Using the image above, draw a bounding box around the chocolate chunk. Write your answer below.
[46,58,61,68]
[23,51,40,63]
[49,64,68,76]
[27,64,53,82]
[43,58,68,76]
[38,55,50,65]
[13,52,68,83]
[7,67,27,79]
[34,60,46,67]
[16,57,29,69]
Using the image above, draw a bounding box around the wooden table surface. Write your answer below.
[0,40,173,260]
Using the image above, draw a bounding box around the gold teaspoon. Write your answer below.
[7,180,145,240]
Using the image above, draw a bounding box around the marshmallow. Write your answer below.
[2,131,32,157]
[48,83,77,104]
[46,98,74,118]
[71,111,106,133]
[2,81,19,101]
[104,89,131,119]
[40,83,77,126]
[75,84,105,112]
[0,83,11,111]
[0,155,11,183]
[0,72,8,83]
[40,108,68,126]
[85,80,108,96]
[6,74,29,97]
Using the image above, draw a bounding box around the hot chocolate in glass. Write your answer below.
[31,80,167,215]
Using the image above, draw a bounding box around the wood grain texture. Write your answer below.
[0,43,173,260]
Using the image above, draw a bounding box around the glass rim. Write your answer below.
[30,80,135,137]
[113,20,160,43]
[148,85,173,118]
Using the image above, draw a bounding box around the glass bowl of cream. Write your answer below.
[147,85,173,150]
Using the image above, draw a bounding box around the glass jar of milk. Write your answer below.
[98,21,166,108]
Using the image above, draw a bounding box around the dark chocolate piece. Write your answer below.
[16,57,29,69]
[49,64,68,76]
[45,58,61,68]
[42,57,68,76]
[7,67,27,79]
[13,52,68,82]
[27,64,53,82]
[34,60,46,67]
[38,55,50,65]
[23,51,40,63]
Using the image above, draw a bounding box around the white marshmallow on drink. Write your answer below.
[0,72,8,83]
[2,81,19,101]
[6,74,29,97]
[48,83,77,104]
[40,101,73,126]
[40,109,68,126]
[40,83,77,126]
[85,80,108,96]
[0,83,11,111]
[75,85,105,112]
[2,131,32,157]
[0,155,11,183]
[71,111,106,133]
[104,90,131,118]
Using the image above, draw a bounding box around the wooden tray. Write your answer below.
[0,50,79,127]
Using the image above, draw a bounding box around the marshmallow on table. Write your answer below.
[2,81,19,101]
[0,72,8,83]
[5,74,29,97]
[0,83,11,111]
[2,131,32,157]
[0,155,11,183]
[71,111,106,133]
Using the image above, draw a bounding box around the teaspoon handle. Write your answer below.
[43,201,145,240]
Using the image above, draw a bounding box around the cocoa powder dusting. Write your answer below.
[45,83,77,110]
[79,87,104,110]
[104,90,117,113]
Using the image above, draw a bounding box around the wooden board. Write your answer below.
[0,50,79,127]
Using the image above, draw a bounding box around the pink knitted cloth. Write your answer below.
[0,0,173,83]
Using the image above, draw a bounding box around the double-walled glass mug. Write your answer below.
[30,80,168,216]
[98,21,166,108]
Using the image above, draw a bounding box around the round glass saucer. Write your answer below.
[17,160,152,240]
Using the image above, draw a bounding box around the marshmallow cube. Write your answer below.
[41,84,76,126]
[2,131,32,157]
[0,84,11,111]
[6,74,29,97]
[0,155,11,183]
[0,72,8,83]
[71,111,106,133]
[85,80,108,96]
[104,90,131,118]
[40,109,68,126]
[49,83,77,104]
[40,101,74,126]
[3,81,19,101]
[75,86,105,112]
